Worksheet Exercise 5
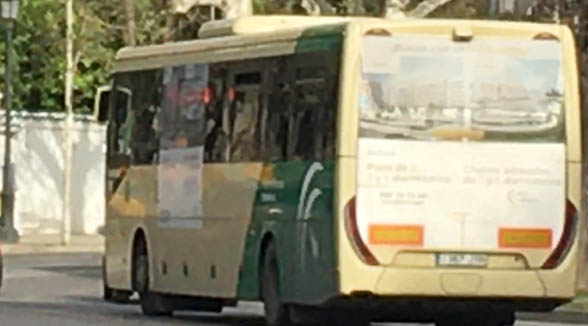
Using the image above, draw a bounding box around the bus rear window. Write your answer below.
[359,35,565,143]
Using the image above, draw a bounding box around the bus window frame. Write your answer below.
[94,84,132,123]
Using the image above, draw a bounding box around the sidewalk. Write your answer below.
[519,295,588,323]
[559,293,588,313]
[1,234,104,255]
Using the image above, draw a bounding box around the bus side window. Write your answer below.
[228,71,262,162]
[94,86,111,123]
[116,90,133,156]
[204,66,229,163]
[264,57,291,162]
[294,66,324,161]
[290,51,339,161]
[127,70,161,165]
[108,83,132,156]
[106,78,133,195]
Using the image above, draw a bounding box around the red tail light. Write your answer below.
[344,197,379,266]
[201,87,212,104]
[542,200,577,269]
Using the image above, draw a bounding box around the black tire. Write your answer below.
[289,305,322,325]
[435,312,514,326]
[436,321,505,326]
[290,306,371,326]
[104,285,132,303]
[0,253,3,291]
[133,240,173,316]
[260,241,291,326]
[140,291,174,316]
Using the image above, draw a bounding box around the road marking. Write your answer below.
[3,268,63,280]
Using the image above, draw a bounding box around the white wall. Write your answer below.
[0,115,106,236]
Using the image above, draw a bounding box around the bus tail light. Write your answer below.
[542,200,577,269]
[344,196,379,266]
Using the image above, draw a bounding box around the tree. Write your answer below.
[3,0,171,113]
[408,0,464,17]
[4,0,585,115]
[8,0,115,113]
[124,0,137,46]
[427,0,487,19]
[6,0,504,114]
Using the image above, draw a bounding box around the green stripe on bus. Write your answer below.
[295,25,345,53]
[237,161,337,304]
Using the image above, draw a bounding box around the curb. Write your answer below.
[1,245,104,256]
[0,234,105,256]
[518,310,588,324]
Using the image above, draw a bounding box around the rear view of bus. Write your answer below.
[338,21,584,325]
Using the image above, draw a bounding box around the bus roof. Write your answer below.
[113,15,570,73]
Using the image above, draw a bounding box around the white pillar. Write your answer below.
[62,0,74,245]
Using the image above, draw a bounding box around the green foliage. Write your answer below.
[2,0,228,114]
[0,0,582,114]
[9,0,65,112]
[1,0,169,113]
[425,0,491,19]
[0,0,112,113]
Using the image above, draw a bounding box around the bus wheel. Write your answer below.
[260,241,291,326]
[435,312,514,326]
[103,283,132,303]
[133,239,173,316]
[436,320,508,326]
[0,253,3,291]
[140,291,174,316]
[290,306,370,326]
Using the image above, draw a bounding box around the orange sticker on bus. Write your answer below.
[498,228,552,249]
[368,225,424,246]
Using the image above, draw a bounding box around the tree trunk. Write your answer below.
[63,0,74,245]
[124,0,137,46]
[164,12,178,42]
[307,0,336,15]
[383,0,408,18]
[407,0,455,18]
[347,0,365,15]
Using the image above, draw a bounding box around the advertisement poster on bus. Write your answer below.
[359,36,563,141]
[157,64,208,228]
[157,147,204,228]
[356,37,566,251]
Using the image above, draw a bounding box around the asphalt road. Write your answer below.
[0,253,585,326]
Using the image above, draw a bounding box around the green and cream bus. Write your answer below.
[100,15,587,326]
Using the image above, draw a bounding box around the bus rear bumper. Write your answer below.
[338,266,577,312]
[374,268,548,297]
[320,295,565,323]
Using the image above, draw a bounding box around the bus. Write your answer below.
[100,15,587,326]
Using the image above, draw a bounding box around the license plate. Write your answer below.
[436,253,488,267]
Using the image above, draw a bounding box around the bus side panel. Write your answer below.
[104,214,135,291]
[560,25,587,293]
[238,29,344,304]
[105,166,155,291]
[144,163,262,298]
[237,161,338,304]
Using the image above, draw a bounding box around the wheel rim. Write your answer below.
[134,255,148,293]
[0,255,3,290]
[262,257,280,322]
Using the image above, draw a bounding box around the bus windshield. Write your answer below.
[359,35,565,142]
